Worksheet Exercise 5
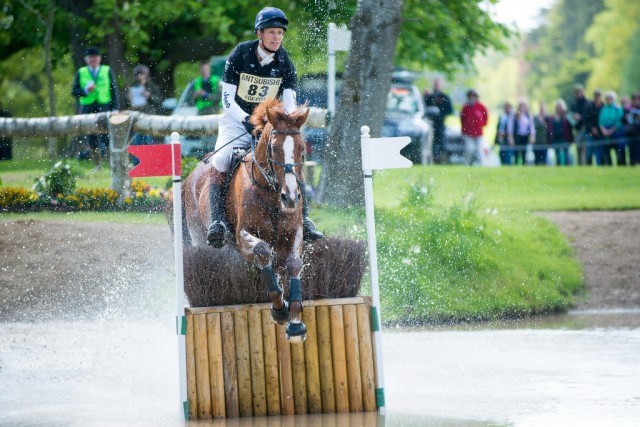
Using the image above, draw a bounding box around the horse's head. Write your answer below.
[252,100,309,210]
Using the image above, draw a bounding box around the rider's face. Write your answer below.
[259,28,285,52]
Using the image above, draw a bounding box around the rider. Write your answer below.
[207,6,324,248]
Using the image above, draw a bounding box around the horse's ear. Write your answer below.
[295,107,310,129]
[266,106,278,126]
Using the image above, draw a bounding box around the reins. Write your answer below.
[249,129,304,193]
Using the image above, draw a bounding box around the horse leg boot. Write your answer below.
[207,170,228,248]
[285,254,306,343]
[261,264,290,325]
[299,180,324,242]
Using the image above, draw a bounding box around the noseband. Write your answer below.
[251,129,304,192]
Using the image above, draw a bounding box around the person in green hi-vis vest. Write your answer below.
[72,46,120,170]
[192,61,221,115]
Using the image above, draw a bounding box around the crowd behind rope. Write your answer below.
[424,81,640,167]
[494,85,640,167]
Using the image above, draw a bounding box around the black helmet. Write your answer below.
[255,7,288,32]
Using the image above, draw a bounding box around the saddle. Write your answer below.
[201,146,251,194]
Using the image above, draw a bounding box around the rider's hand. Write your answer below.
[243,116,255,135]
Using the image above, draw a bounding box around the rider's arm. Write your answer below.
[222,82,250,122]
[282,88,297,113]
[281,53,298,114]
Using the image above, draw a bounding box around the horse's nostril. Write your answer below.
[281,193,287,203]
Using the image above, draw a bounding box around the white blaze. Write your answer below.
[283,136,298,202]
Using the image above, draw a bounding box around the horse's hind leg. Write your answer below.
[239,230,290,324]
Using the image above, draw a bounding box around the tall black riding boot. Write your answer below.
[207,183,229,248]
[299,181,324,242]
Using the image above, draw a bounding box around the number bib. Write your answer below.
[236,73,282,104]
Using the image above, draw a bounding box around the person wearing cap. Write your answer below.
[584,89,604,165]
[71,47,120,170]
[205,6,323,248]
[460,89,489,165]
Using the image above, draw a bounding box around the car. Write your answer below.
[297,70,432,164]
[382,82,431,164]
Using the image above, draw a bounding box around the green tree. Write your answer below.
[585,0,640,94]
[525,0,604,102]
[320,0,508,207]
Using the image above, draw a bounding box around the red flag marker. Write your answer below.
[128,144,181,177]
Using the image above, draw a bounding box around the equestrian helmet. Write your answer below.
[255,7,288,32]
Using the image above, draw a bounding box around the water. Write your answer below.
[1,310,639,426]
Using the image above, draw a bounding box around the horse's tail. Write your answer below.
[164,188,193,247]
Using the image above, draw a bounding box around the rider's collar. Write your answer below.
[257,43,276,66]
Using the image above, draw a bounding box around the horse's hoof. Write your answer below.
[207,233,226,248]
[286,322,307,344]
[270,301,290,325]
[207,223,228,248]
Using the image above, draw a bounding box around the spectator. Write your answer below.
[495,101,514,165]
[0,104,11,160]
[533,102,549,165]
[125,64,162,150]
[584,89,604,165]
[71,46,120,171]
[570,84,590,165]
[599,90,625,166]
[424,77,453,164]
[508,100,536,165]
[192,61,221,115]
[460,89,488,165]
[627,93,640,166]
[546,99,574,166]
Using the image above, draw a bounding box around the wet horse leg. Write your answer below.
[239,230,290,324]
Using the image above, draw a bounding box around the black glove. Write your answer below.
[243,116,255,135]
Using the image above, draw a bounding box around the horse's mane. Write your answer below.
[249,99,309,135]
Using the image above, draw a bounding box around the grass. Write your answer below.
[313,176,584,323]
[374,166,640,212]
[0,158,169,189]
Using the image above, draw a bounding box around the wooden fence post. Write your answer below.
[107,113,132,205]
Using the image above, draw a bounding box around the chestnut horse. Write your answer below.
[183,99,310,342]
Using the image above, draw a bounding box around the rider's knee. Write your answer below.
[212,152,230,173]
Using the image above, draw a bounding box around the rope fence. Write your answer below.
[494,135,640,152]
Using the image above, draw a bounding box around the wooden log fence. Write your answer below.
[0,108,328,138]
[184,297,377,419]
[0,108,327,204]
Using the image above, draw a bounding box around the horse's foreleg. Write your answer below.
[285,227,306,343]
[239,230,290,324]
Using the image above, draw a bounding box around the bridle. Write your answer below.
[250,129,304,192]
